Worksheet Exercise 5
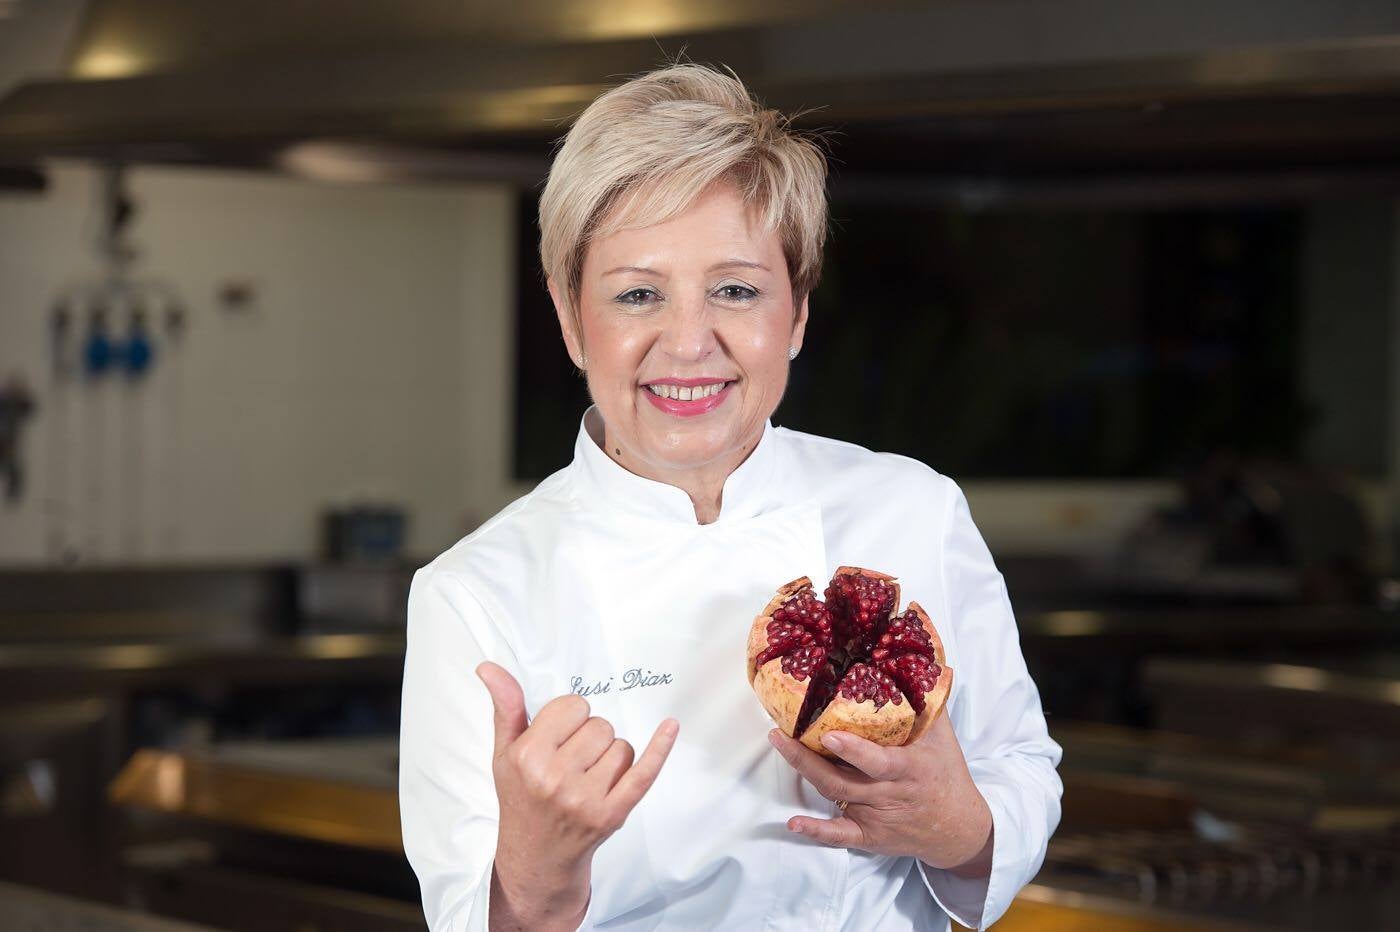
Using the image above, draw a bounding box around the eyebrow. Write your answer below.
[601,259,771,277]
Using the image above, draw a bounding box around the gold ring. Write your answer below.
[835,799,848,812]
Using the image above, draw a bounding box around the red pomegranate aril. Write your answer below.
[878,652,941,714]
[870,612,936,662]
[837,662,903,710]
[825,573,896,648]
[780,643,828,681]
[754,619,813,668]
[774,589,834,644]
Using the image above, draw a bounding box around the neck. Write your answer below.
[599,421,764,525]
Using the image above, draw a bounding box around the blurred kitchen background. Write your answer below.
[2,1,1400,929]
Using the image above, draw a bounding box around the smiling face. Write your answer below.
[550,180,809,499]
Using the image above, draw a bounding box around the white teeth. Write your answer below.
[644,382,729,401]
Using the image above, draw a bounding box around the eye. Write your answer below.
[615,287,659,307]
[714,283,759,302]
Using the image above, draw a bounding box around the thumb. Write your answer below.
[476,661,528,754]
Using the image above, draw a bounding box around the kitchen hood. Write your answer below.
[5,0,1400,186]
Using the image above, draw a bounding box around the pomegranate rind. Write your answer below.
[746,614,773,685]
[746,576,820,684]
[831,565,900,609]
[751,657,807,737]
[762,576,815,618]
[899,601,954,746]
[905,664,953,746]
[801,693,914,755]
[903,600,946,664]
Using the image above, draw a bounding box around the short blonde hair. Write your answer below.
[539,63,829,326]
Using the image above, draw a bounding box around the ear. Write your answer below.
[789,293,810,355]
[547,277,585,368]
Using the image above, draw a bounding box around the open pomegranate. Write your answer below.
[746,566,953,757]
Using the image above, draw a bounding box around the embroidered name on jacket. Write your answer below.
[570,668,674,697]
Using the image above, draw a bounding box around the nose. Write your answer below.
[658,295,719,363]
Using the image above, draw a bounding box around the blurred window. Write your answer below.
[513,193,1389,480]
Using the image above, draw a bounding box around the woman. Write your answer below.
[399,63,1062,931]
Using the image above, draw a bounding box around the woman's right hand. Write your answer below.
[476,662,679,931]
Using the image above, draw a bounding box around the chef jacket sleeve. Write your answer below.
[915,478,1064,930]
[399,565,600,931]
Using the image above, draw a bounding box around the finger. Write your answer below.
[788,814,867,850]
[605,719,679,815]
[817,731,906,782]
[583,738,635,793]
[557,716,617,771]
[524,693,592,748]
[476,662,528,756]
[768,730,872,804]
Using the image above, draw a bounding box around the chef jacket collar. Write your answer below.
[573,404,780,525]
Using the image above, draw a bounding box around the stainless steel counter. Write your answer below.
[110,739,400,853]
[108,736,1276,932]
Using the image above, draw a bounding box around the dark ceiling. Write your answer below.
[4,0,1400,203]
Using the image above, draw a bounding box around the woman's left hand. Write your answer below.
[769,713,994,876]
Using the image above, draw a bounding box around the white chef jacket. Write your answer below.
[399,404,1062,931]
